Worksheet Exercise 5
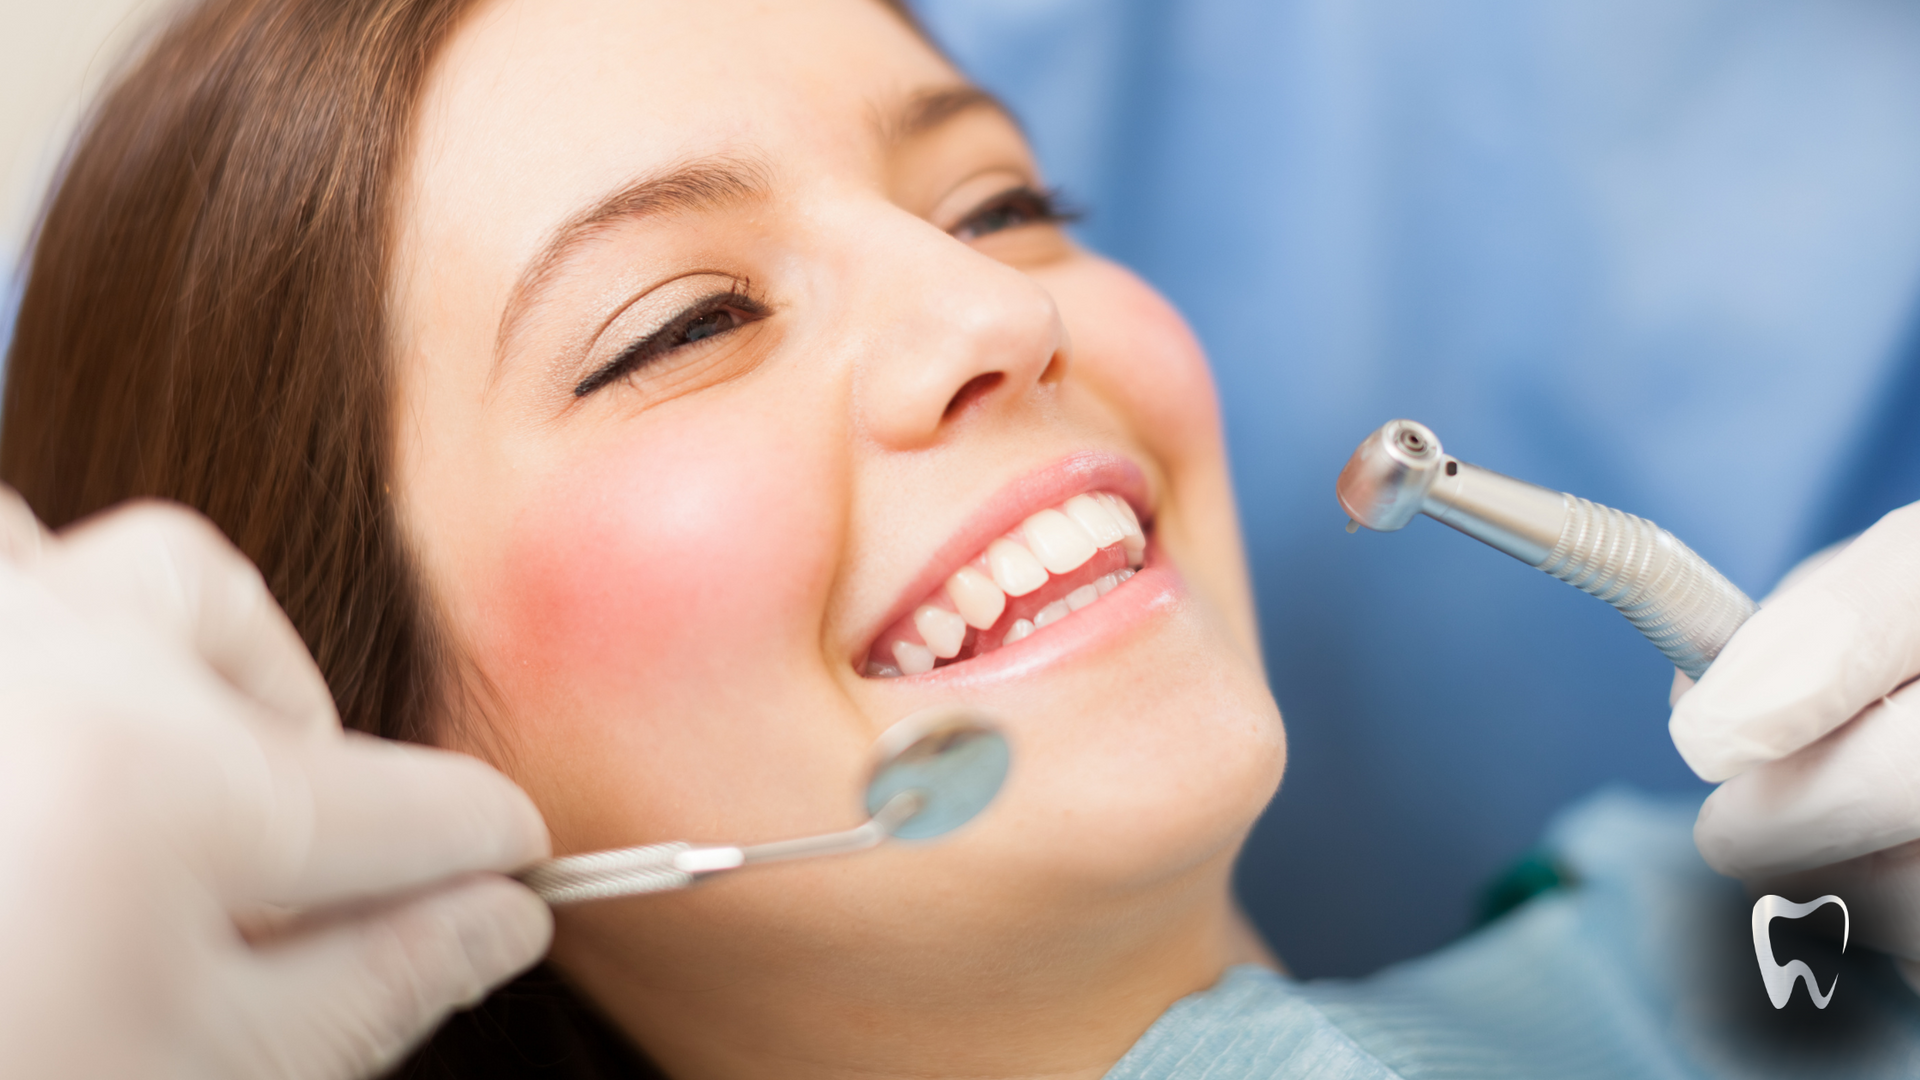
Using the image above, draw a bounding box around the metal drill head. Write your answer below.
[1335,415,1759,683]
[1336,419,1445,532]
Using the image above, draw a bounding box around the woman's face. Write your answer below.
[390,0,1283,1000]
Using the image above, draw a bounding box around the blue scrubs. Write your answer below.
[1112,791,1920,1079]
[909,0,1920,976]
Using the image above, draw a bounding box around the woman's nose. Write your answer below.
[851,214,1069,449]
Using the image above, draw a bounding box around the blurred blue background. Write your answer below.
[911,0,1920,977]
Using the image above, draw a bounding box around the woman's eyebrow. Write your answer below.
[494,156,772,371]
[883,85,1024,145]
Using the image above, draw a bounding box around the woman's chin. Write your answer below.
[893,592,1285,904]
[1016,695,1283,897]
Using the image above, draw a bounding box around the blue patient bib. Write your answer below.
[1111,791,1920,1079]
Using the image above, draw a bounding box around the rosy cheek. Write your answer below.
[478,406,836,734]
[1057,260,1224,463]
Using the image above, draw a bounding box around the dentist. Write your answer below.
[0,487,552,1080]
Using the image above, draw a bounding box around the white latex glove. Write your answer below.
[0,489,553,1080]
[1669,501,1920,980]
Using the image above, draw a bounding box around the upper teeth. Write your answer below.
[1021,508,1099,575]
[1064,493,1129,548]
[945,566,1006,629]
[985,537,1049,598]
[914,604,968,658]
[867,491,1147,678]
[963,492,1141,614]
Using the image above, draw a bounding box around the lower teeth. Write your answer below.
[865,567,1135,677]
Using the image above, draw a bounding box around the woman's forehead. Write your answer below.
[393,0,966,349]
[408,0,953,235]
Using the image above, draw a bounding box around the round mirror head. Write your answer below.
[864,707,1010,841]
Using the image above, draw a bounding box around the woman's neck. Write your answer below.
[551,860,1269,1080]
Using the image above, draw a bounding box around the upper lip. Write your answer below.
[851,450,1153,668]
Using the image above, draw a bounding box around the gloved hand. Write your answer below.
[1669,501,1920,986]
[0,488,553,1080]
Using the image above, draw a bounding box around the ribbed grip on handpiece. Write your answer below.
[1536,496,1757,679]
[517,842,694,905]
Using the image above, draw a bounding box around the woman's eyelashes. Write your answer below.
[952,186,1081,242]
[568,188,1070,400]
[574,288,771,398]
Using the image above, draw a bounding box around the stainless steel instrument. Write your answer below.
[1337,419,1756,679]
[518,707,1009,904]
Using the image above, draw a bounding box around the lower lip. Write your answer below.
[886,542,1183,688]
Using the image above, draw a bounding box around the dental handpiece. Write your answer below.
[1336,419,1756,679]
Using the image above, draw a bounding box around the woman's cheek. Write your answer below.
[481,405,839,729]
[1049,255,1261,661]
[1051,257,1224,467]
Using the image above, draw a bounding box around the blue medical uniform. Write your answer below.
[909,0,1920,976]
[1111,791,1920,1079]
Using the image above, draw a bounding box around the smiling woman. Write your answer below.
[380,2,1286,1073]
[2,0,1283,1076]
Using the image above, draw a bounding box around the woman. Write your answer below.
[7,0,1920,1077]
[7,0,1280,1074]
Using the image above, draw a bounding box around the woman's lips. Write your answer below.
[863,490,1147,677]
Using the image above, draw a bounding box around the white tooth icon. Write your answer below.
[1752,893,1848,1009]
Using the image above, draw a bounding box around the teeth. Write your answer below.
[1032,599,1070,628]
[945,566,1006,629]
[986,537,1049,596]
[1101,494,1146,562]
[892,640,935,676]
[913,604,968,659]
[1020,508,1099,574]
[865,490,1149,678]
[1063,494,1127,548]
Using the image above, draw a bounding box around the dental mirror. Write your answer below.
[520,706,1010,905]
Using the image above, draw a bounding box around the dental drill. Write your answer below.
[1336,419,1756,679]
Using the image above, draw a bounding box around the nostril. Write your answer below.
[944,372,1004,419]
[1037,346,1068,385]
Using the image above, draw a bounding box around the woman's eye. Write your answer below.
[953,186,1079,242]
[682,308,736,344]
[573,289,770,398]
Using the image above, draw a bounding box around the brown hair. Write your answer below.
[0,0,926,744]
[2,0,480,740]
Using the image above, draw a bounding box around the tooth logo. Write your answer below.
[1752,894,1848,1009]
